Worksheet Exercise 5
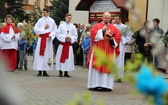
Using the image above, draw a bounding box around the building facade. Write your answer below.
[23,0,52,13]
[69,0,89,25]
[69,0,168,32]
[147,0,168,32]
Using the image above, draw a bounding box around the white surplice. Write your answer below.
[0,26,20,50]
[87,29,118,90]
[33,16,57,71]
[114,23,132,78]
[56,22,77,71]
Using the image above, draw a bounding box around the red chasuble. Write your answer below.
[87,22,121,74]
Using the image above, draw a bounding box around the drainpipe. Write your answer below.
[145,0,149,21]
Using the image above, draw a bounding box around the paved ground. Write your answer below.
[2,56,167,105]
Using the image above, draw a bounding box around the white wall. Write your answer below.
[69,0,89,25]
[147,0,168,32]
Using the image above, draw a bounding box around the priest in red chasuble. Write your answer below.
[0,15,20,71]
[87,12,121,91]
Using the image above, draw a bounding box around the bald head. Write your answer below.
[102,12,111,24]
[103,12,111,17]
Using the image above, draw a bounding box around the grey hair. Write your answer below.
[85,23,91,27]
[17,22,23,27]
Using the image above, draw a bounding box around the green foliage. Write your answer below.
[76,47,81,56]
[160,34,168,44]
[120,26,134,36]
[49,0,69,25]
[22,21,34,41]
[0,23,3,29]
[66,49,168,105]
[124,53,156,85]
[163,93,168,105]
[0,0,6,20]
[13,17,19,26]
[97,100,105,105]
[93,46,118,78]
[125,53,144,72]
[5,0,29,22]
[66,92,105,105]
[30,2,42,24]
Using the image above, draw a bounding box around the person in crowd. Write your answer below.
[16,23,24,69]
[33,8,57,77]
[18,37,28,70]
[81,32,91,68]
[75,24,85,65]
[111,19,116,24]
[114,15,132,83]
[152,18,164,69]
[165,30,168,73]
[0,14,20,71]
[32,37,38,62]
[56,13,78,77]
[72,23,78,64]
[135,21,153,64]
[124,33,135,65]
[79,23,92,45]
[87,12,121,91]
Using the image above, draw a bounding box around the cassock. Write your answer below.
[114,23,132,78]
[0,24,20,71]
[33,16,57,71]
[87,22,121,90]
[56,22,77,71]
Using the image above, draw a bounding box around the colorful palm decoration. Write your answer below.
[22,21,34,41]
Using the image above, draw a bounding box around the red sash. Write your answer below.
[60,42,72,63]
[39,32,50,56]
[1,24,20,34]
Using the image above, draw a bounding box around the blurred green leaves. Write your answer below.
[125,53,144,72]
[66,92,105,105]
[66,41,168,105]
[160,34,168,44]
[22,21,34,41]
[93,46,118,78]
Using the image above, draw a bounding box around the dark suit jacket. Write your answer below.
[135,28,153,56]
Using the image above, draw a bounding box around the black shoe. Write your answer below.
[105,88,112,92]
[19,68,22,71]
[37,73,41,76]
[58,74,62,77]
[75,63,78,65]
[25,67,27,71]
[58,70,62,77]
[43,74,49,77]
[64,74,70,77]
[64,71,70,77]
[89,87,99,91]
[43,71,49,77]
[37,71,42,76]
